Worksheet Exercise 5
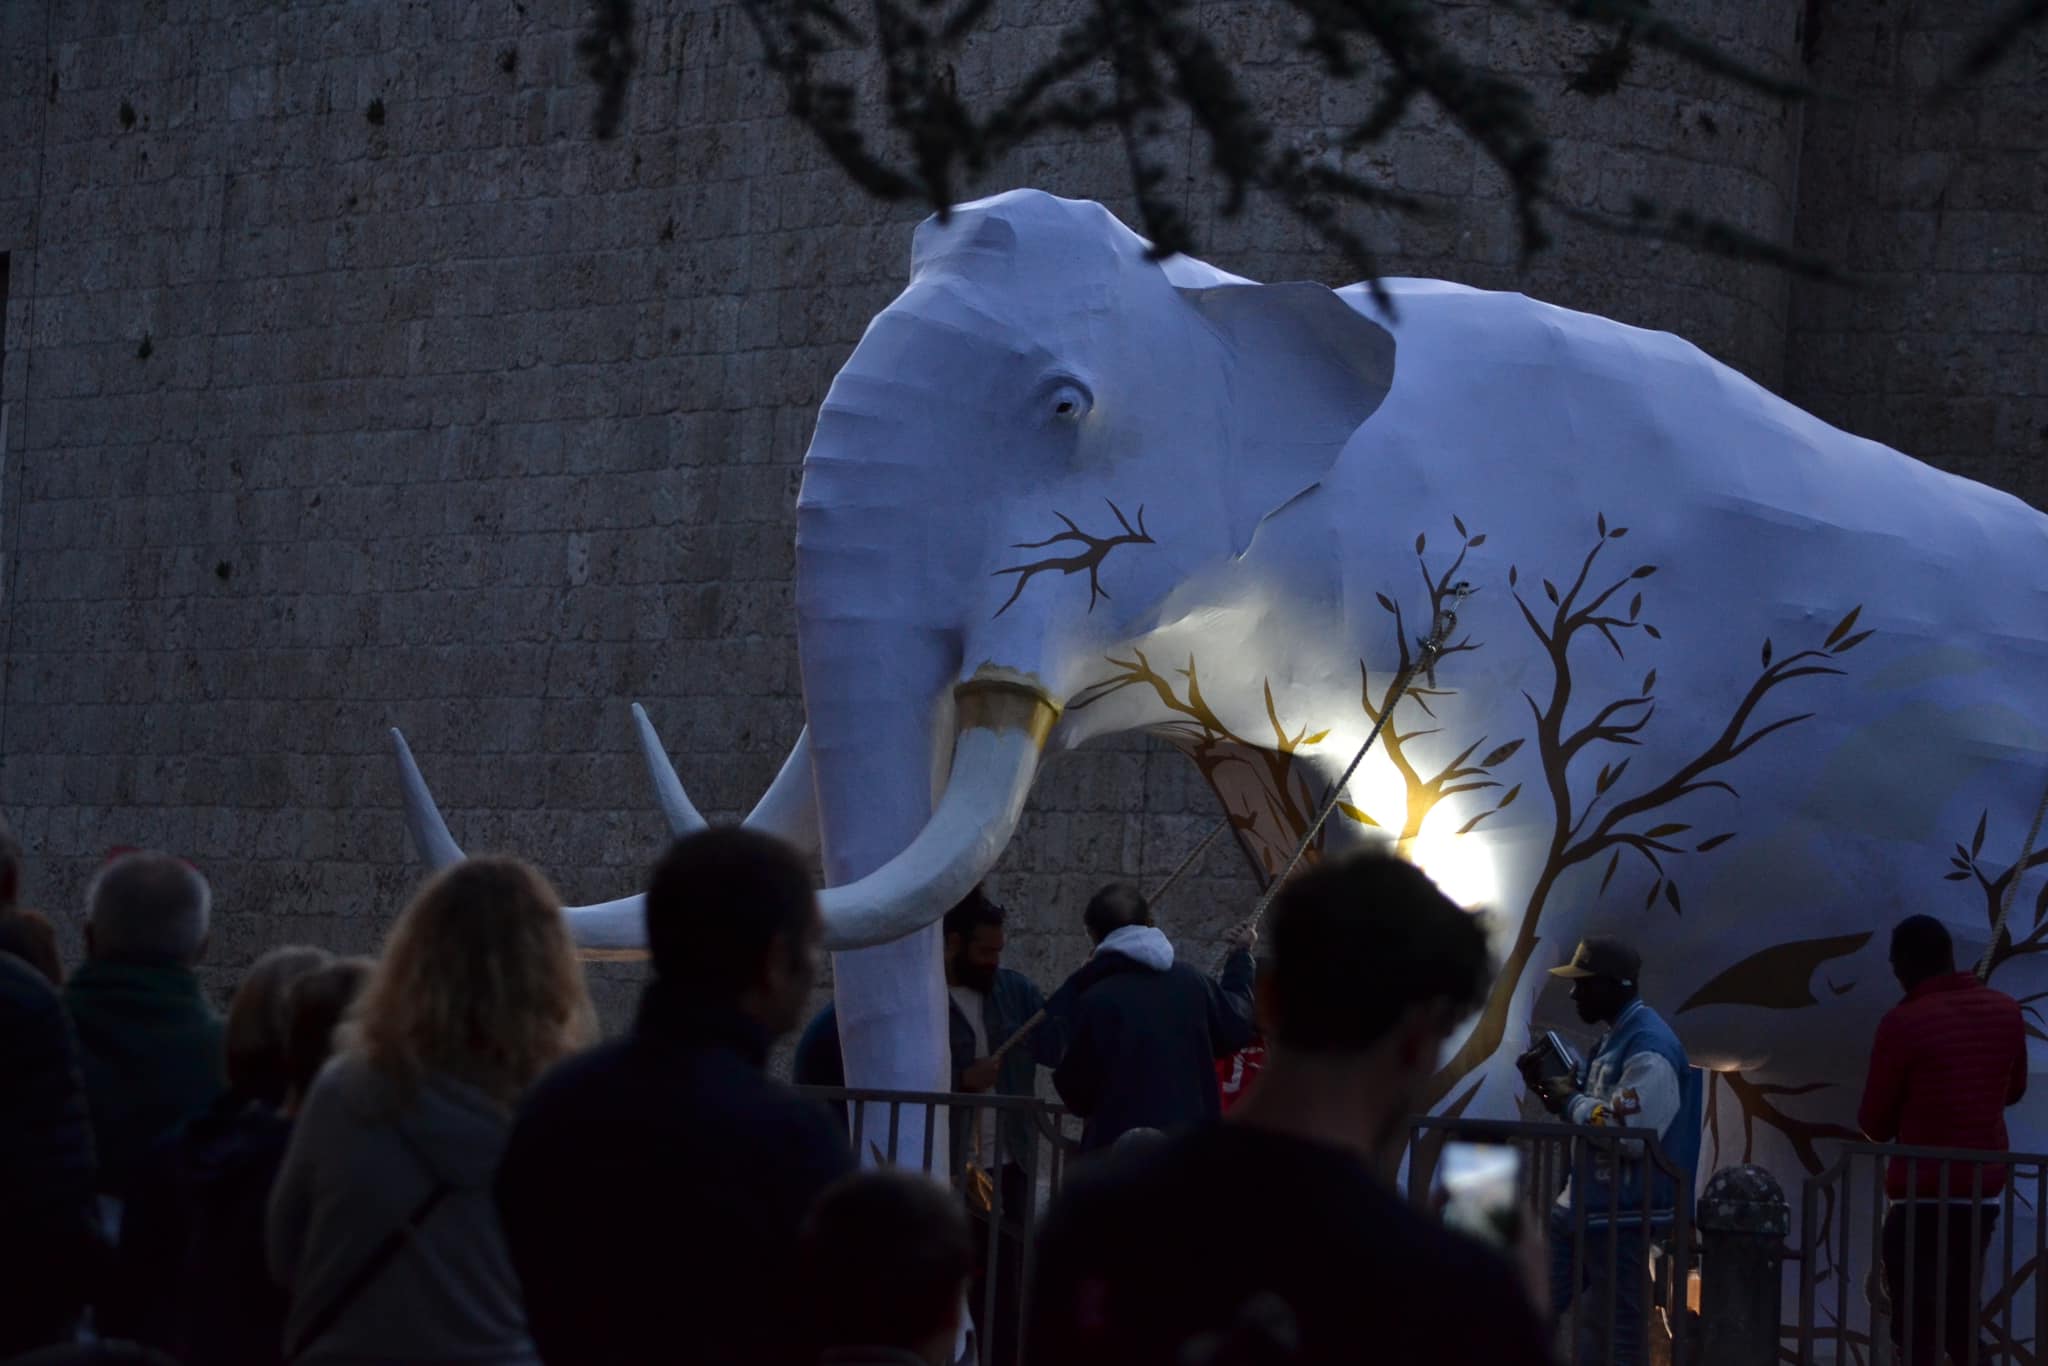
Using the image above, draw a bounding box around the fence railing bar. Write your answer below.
[1868,1155,1887,1366]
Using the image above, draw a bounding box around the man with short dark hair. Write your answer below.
[1048,882,1255,1153]
[496,828,853,1366]
[1858,914,2026,1366]
[942,889,1047,1187]
[1518,935,1702,1366]
[1030,850,1551,1365]
[799,1170,974,1366]
[64,850,225,1201]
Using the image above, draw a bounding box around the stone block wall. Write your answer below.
[1786,0,2048,505]
[0,0,2036,1035]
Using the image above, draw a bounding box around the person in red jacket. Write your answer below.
[1857,915,2028,1366]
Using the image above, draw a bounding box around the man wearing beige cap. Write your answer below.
[1518,936,1702,1366]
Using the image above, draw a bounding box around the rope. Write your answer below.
[1146,815,1231,909]
[1978,771,2048,981]
[1213,584,1470,973]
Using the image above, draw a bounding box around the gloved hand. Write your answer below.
[1534,1074,1580,1117]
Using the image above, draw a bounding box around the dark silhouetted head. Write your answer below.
[1890,915,1956,991]
[1262,849,1491,1055]
[85,851,211,968]
[224,946,332,1105]
[646,828,821,1036]
[800,1170,973,1365]
[1083,882,1152,945]
[0,816,21,910]
[284,956,374,1111]
[943,886,1005,993]
[0,907,63,987]
[1548,935,1641,1025]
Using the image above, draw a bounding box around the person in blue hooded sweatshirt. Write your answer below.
[1519,935,1704,1366]
[1048,883,1257,1154]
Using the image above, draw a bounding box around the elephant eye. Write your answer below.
[1046,380,1093,423]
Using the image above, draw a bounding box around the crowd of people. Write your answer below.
[0,809,2031,1366]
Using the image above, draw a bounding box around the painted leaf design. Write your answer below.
[1665,882,1682,915]
[1645,823,1689,839]
[1336,801,1380,828]
[1642,669,1657,696]
[1456,809,1498,836]
[1610,527,1628,538]
[1629,593,1642,620]
[1543,579,1559,604]
[1643,878,1663,911]
[1454,515,1467,538]
[1467,534,1487,547]
[1508,565,1518,587]
[1599,850,1621,894]
[1677,932,1876,1013]
[1944,870,1974,881]
[1598,513,1608,537]
[1479,738,1524,768]
[1833,629,1874,654]
[1761,639,1774,668]
[1496,783,1520,810]
[1415,533,1427,554]
[1596,758,1630,794]
[1299,728,1331,746]
[1825,605,1862,649]
[1376,592,1397,614]
[1631,565,1656,579]
[1696,832,1736,852]
[1643,624,1662,640]
[1974,811,1988,857]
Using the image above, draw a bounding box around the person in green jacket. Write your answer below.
[63,851,225,1205]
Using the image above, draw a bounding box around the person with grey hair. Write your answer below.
[63,850,226,1202]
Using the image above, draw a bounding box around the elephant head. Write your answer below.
[793,190,1397,926]
[393,189,1396,961]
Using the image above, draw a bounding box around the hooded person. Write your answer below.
[1047,884,1256,1153]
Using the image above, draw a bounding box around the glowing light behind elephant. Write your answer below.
[394,193,2048,1234]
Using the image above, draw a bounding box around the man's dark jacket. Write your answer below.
[798,971,1055,1169]
[495,983,854,1366]
[948,967,1051,1174]
[101,1097,291,1364]
[0,952,104,1357]
[1051,928,1257,1152]
[63,958,225,1196]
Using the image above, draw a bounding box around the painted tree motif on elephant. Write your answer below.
[992,500,1155,617]
[1949,811,2048,989]
[1353,518,1519,847]
[1429,518,1869,1108]
[1069,652,1334,882]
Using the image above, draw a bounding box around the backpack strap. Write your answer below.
[286,1179,451,1361]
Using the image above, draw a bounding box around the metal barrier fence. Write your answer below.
[1409,1116,1697,1366]
[797,1085,1079,1366]
[1796,1142,2047,1366]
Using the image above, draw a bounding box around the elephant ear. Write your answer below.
[1177,281,1396,555]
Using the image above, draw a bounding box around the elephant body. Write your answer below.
[397,192,2048,1295]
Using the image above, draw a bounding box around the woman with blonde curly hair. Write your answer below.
[268,858,594,1365]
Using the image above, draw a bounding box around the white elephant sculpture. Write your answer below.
[394,190,2048,1227]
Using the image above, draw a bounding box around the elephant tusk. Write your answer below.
[632,703,708,836]
[392,727,650,948]
[391,729,465,871]
[631,704,820,855]
[814,676,1057,951]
